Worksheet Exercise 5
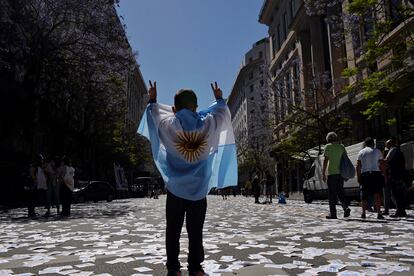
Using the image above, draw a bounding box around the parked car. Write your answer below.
[131,177,156,198]
[72,181,115,203]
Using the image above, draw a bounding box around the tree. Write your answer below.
[305,0,414,128]
[0,0,140,178]
[261,0,414,160]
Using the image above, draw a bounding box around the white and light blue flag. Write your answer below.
[137,99,238,201]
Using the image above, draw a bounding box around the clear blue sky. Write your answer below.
[116,0,267,108]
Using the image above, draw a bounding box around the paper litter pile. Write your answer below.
[0,196,413,276]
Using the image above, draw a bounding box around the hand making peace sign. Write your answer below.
[210,81,223,99]
[148,80,157,100]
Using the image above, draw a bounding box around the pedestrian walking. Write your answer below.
[356,137,386,219]
[244,179,252,197]
[220,188,228,200]
[58,156,74,217]
[382,141,394,215]
[252,171,261,204]
[27,154,46,218]
[265,170,274,204]
[44,156,61,217]
[322,132,351,219]
[137,81,237,276]
[385,138,407,217]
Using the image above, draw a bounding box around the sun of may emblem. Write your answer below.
[174,131,207,163]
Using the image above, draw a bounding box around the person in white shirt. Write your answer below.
[356,137,386,219]
[44,156,61,217]
[27,154,46,218]
[58,156,75,217]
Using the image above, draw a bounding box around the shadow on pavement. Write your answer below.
[0,200,140,223]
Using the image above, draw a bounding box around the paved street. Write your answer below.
[0,196,413,276]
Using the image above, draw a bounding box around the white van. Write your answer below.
[400,141,414,173]
[303,142,364,204]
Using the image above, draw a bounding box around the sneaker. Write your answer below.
[383,210,389,215]
[344,208,351,218]
[167,270,181,276]
[43,210,50,218]
[390,211,407,218]
[28,212,37,218]
[399,211,407,217]
[361,213,366,219]
[189,270,205,276]
[377,213,385,219]
[326,215,337,219]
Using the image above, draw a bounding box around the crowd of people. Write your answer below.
[239,132,411,219]
[242,170,277,204]
[323,132,410,219]
[26,154,75,218]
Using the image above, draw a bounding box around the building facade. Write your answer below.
[125,61,147,133]
[259,0,346,139]
[259,0,414,194]
[227,38,275,182]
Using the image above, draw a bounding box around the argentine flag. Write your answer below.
[137,99,238,201]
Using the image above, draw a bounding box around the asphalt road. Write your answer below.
[0,196,413,276]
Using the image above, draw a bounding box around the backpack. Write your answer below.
[340,152,356,181]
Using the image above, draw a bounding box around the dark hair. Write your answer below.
[174,89,197,111]
[364,137,375,148]
[61,155,70,165]
[35,154,44,165]
[53,156,60,164]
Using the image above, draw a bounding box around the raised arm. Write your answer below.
[210,81,223,100]
[148,80,157,103]
[145,80,170,129]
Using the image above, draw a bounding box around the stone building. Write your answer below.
[125,56,147,133]
[259,0,414,194]
[227,38,275,182]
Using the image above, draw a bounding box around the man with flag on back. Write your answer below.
[138,81,238,276]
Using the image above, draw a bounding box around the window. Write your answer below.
[249,72,253,79]
[259,51,263,59]
[294,62,301,101]
[290,0,296,19]
[277,24,281,49]
[272,35,277,57]
[260,79,264,87]
[283,12,288,40]
[286,73,291,99]
[250,85,254,92]
[249,57,253,63]
[388,0,403,25]
[363,8,375,41]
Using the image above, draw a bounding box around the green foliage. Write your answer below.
[346,0,378,15]
[341,68,358,78]
[386,117,397,126]
[362,101,386,119]
[112,122,151,169]
[0,0,142,177]
[362,72,388,100]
